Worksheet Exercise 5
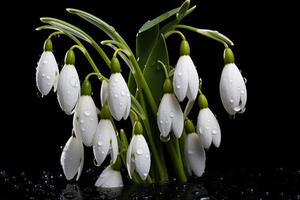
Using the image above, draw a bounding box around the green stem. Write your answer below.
[164,30,186,40]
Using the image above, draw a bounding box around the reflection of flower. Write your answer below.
[126,134,151,180]
[60,133,84,180]
[93,119,118,166]
[95,165,123,188]
[36,51,59,96]
[108,73,131,121]
[220,63,247,115]
[185,132,206,176]
[197,107,221,149]
[57,64,80,115]
[157,94,184,138]
[73,96,98,147]
[173,55,199,101]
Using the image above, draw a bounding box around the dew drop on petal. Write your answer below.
[212,130,218,135]
[42,73,46,77]
[90,117,94,121]
[176,85,181,89]
[178,72,182,77]
[143,173,148,177]
[136,149,144,155]
[97,141,102,146]
[42,60,48,64]
[230,99,234,104]
[137,137,142,142]
[101,150,105,154]
[114,94,118,99]
[159,120,164,124]
[188,150,193,155]
[70,78,79,88]
[46,75,51,80]
[114,78,119,83]
[119,102,123,106]
[229,79,233,84]
[243,77,247,84]
[169,112,174,118]
[145,153,150,158]
[165,120,168,124]
[81,127,86,132]
[199,127,203,135]
[121,91,126,96]
[84,111,91,116]
[80,120,84,124]
[241,90,245,95]
[47,83,51,86]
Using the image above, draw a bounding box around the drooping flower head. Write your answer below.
[173,40,199,101]
[126,122,151,181]
[107,57,131,121]
[36,39,59,96]
[157,79,184,139]
[73,79,98,147]
[197,94,221,149]
[57,49,80,115]
[220,48,247,115]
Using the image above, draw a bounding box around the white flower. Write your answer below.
[57,64,80,115]
[219,63,247,115]
[107,73,131,121]
[73,96,98,147]
[93,119,118,166]
[197,108,221,149]
[157,94,184,138]
[95,165,123,188]
[100,80,109,106]
[184,132,206,177]
[36,51,59,96]
[173,55,199,101]
[126,134,150,181]
[60,133,84,181]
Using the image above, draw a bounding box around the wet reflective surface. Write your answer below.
[1,167,300,199]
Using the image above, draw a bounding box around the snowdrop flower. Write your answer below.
[95,165,123,188]
[100,80,109,106]
[220,48,247,115]
[173,40,199,101]
[184,120,206,177]
[107,57,131,121]
[57,50,80,115]
[197,94,221,149]
[126,122,151,181]
[73,80,98,146]
[60,131,84,180]
[157,79,184,139]
[93,105,118,166]
[36,39,59,96]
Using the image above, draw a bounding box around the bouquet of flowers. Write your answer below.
[35,0,247,187]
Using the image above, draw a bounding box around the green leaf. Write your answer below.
[197,29,234,46]
[143,34,169,104]
[138,0,190,33]
[176,0,190,21]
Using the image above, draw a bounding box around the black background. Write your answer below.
[0,0,298,175]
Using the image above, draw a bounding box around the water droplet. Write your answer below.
[101,150,105,154]
[46,75,51,80]
[42,73,46,77]
[98,141,102,146]
[169,112,174,118]
[70,78,79,88]
[114,94,118,98]
[241,90,245,94]
[178,72,182,77]
[176,85,181,89]
[47,83,51,86]
[136,149,143,155]
[165,120,168,124]
[84,111,91,116]
[160,134,170,142]
[121,91,126,96]
[81,127,86,132]
[199,127,204,134]
[159,120,163,124]
[137,137,142,142]
[143,173,148,177]
[205,126,210,131]
[230,99,234,104]
[212,130,218,135]
[188,150,193,155]
[90,117,94,121]
[114,78,119,83]
[229,79,233,83]
[119,102,123,106]
[243,77,247,84]
[42,60,48,64]
[127,94,130,97]
[145,153,150,158]
[80,120,84,124]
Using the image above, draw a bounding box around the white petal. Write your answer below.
[93,120,114,166]
[157,94,172,137]
[173,56,189,101]
[76,139,84,181]
[170,94,184,138]
[110,128,119,164]
[220,63,247,115]
[95,165,123,188]
[74,96,98,147]
[197,108,213,149]
[57,64,80,115]
[185,133,206,177]
[126,135,137,179]
[100,80,109,106]
[108,73,131,121]
[186,59,199,101]
[134,135,151,180]
[123,94,131,120]
[60,135,82,180]
[36,51,59,96]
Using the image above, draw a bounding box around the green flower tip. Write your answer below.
[163,79,173,93]
[180,40,190,56]
[110,57,121,73]
[224,47,235,64]
[43,38,53,52]
[100,104,111,119]
[65,49,75,65]
[120,129,128,149]
[198,94,208,109]
[134,121,143,135]
[185,119,195,134]
[81,79,92,96]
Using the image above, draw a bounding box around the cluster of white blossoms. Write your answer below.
[36,1,247,186]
